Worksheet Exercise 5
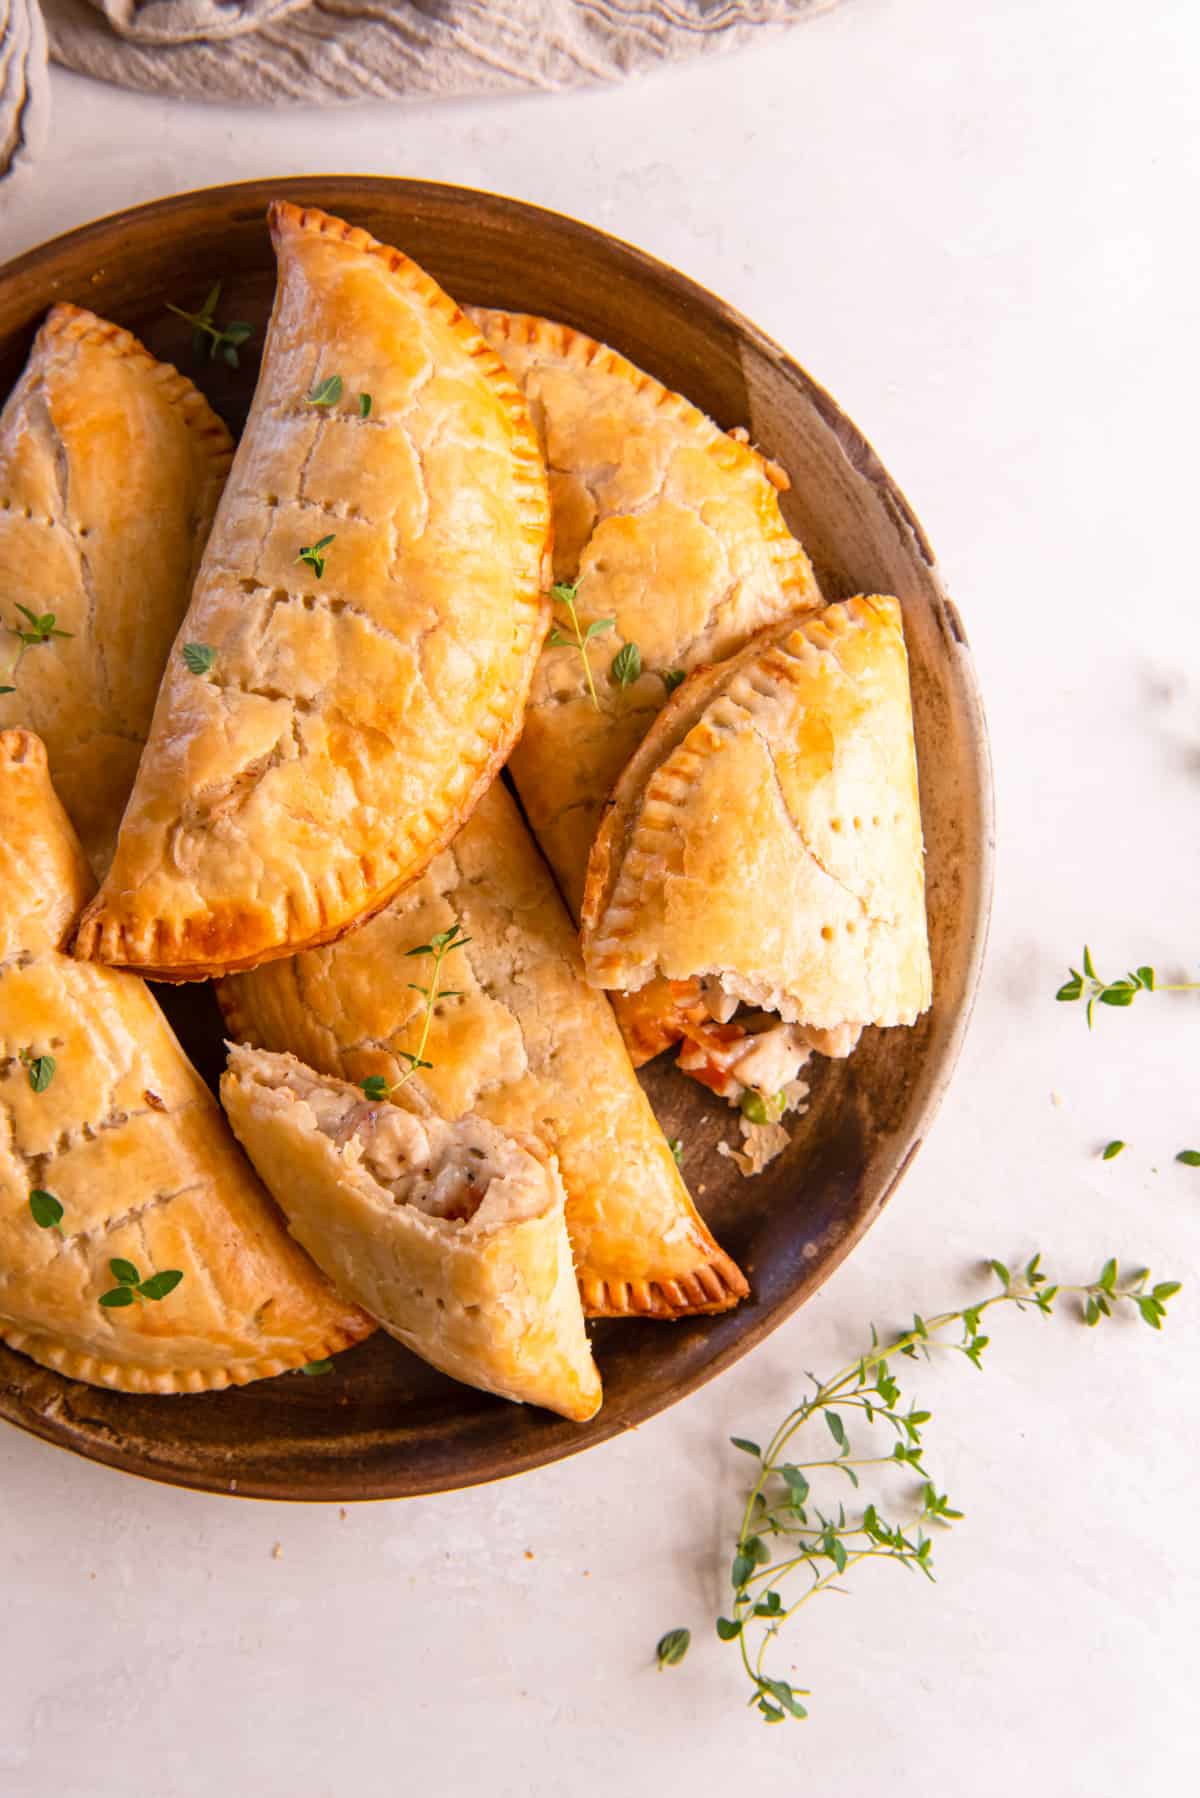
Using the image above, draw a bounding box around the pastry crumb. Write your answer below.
[339,1506,347,1521]
[524,1550,534,1561]
[271,1542,283,1561]
[719,1117,790,1177]
[1050,1090,1065,1107]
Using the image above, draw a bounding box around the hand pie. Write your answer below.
[467,307,822,927]
[221,1046,602,1423]
[581,596,932,1119]
[75,202,551,981]
[0,304,233,877]
[218,780,747,1319]
[0,730,373,1392]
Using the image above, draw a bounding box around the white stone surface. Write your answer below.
[2,1,1198,1791]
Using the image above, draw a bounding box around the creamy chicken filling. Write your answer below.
[667,977,863,1119]
[266,1066,528,1224]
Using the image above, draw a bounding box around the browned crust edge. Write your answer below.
[71,203,553,981]
[0,1311,377,1396]
[578,1255,749,1320]
[41,302,235,477]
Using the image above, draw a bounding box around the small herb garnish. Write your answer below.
[301,1359,335,1377]
[683,1253,1180,1723]
[660,668,687,697]
[306,374,343,408]
[4,605,73,690]
[358,393,373,418]
[656,1628,690,1669]
[297,534,335,580]
[1101,1139,1126,1160]
[356,922,471,1099]
[1056,947,1200,1026]
[166,282,254,367]
[1177,1149,1200,1167]
[19,1050,55,1093]
[740,1090,786,1127]
[182,642,217,676]
[668,1137,684,1170]
[547,581,614,710]
[99,1258,184,1309]
[29,1189,64,1233]
[610,642,642,688]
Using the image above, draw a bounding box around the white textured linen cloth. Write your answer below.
[2,0,840,189]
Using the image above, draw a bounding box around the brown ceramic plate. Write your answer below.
[0,178,992,1501]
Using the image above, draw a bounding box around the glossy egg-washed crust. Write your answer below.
[0,304,233,878]
[582,597,933,1030]
[0,731,374,1392]
[222,1047,602,1423]
[466,307,822,928]
[219,781,747,1319]
[74,204,551,981]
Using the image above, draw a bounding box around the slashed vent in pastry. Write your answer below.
[75,202,551,981]
[0,304,233,877]
[221,1046,602,1422]
[581,596,932,1135]
[0,730,374,1392]
[466,308,822,941]
[219,781,748,1319]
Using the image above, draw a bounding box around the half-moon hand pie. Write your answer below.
[0,729,373,1392]
[581,596,932,1131]
[74,203,551,981]
[218,780,748,1319]
[0,304,233,877]
[222,1046,602,1423]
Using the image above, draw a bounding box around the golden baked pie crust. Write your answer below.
[74,206,551,981]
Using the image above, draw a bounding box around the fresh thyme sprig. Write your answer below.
[99,1258,184,1309]
[297,534,335,580]
[660,668,686,697]
[610,642,642,688]
[166,282,254,368]
[28,1189,64,1234]
[547,581,614,710]
[2,605,73,692]
[360,921,471,1100]
[1056,946,1200,1026]
[306,374,343,407]
[19,1050,55,1093]
[682,1253,1180,1724]
[656,1628,690,1669]
[182,642,217,676]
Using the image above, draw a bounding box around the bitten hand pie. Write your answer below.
[0,304,233,877]
[221,1046,602,1422]
[467,308,822,928]
[0,730,373,1392]
[581,597,932,1130]
[75,203,551,981]
[219,781,748,1319]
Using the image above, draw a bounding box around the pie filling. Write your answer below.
[251,1060,544,1230]
[660,977,863,1120]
